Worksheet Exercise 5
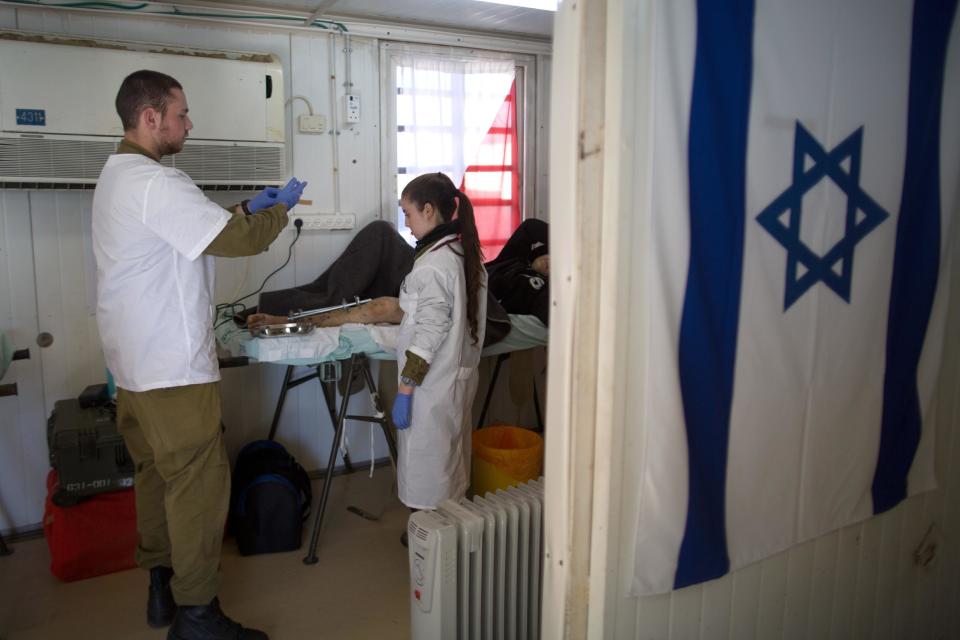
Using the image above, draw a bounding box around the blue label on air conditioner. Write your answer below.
[16,109,46,126]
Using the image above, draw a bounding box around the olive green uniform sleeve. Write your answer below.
[400,350,431,385]
[112,139,290,258]
[204,204,289,257]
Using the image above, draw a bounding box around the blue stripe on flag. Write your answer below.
[873,0,958,513]
[675,0,755,589]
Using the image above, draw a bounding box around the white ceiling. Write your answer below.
[185,0,555,39]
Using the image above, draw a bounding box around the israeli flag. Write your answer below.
[634,0,959,594]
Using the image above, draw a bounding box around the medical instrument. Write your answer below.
[287,296,372,322]
[253,322,315,338]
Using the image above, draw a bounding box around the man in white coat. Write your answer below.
[93,69,304,640]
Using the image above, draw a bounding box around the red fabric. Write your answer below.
[460,80,521,260]
[43,470,138,582]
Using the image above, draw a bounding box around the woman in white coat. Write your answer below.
[391,172,487,511]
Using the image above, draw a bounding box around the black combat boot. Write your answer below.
[167,597,269,640]
[147,566,176,628]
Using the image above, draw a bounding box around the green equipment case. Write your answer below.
[47,398,133,506]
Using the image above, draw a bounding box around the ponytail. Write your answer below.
[454,188,485,346]
[402,173,485,345]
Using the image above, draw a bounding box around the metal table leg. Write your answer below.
[302,354,397,564]
[266,364,354,472]
[319,377,354,474]
[477,353,510,428]
[532,376,544,432]
[359,359,399,464]
[304,354,358,565]
[266,365,296,440]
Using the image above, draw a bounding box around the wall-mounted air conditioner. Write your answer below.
[0,31,286,189]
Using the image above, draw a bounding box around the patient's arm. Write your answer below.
[247,296,403,331]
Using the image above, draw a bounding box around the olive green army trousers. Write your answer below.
[116,382,229,605]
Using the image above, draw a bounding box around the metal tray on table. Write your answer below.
[254,323,315,338]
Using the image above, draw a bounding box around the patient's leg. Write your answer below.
[247,296,402,331]
[257,221,414,315]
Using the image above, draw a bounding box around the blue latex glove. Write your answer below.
[392,392,413,430]
[246,184,282,213]
[278,177,308,210]
[247,178,307,213]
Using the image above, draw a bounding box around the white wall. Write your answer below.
[543,0,960,638]
[0,5,550,533]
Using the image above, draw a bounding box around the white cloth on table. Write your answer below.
[253,327,341,362]
[215,314,546,365]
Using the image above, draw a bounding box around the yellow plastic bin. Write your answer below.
[471,425,544,496]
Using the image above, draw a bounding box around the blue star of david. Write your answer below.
[755,122,890,310]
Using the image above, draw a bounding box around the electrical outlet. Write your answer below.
[343,94,360,124]
[332,214,355,229]
[298,114,326,134]
[296,216,327,231]
[295,213,356,230]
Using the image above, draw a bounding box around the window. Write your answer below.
[381,44,535,259]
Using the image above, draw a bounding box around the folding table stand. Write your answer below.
[259,353,398,565]
[476,352,544,431]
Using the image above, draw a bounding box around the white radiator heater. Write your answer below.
[408,479,544,640]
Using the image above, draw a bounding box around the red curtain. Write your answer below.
[459,80,520,260]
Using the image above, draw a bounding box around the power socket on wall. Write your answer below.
[298,114,326,133]
[294,213,355,230]
[342,94,360,124]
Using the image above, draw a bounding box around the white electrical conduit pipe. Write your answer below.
[328,32,342,215]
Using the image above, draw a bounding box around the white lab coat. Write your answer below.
[396,235,487,509]
[93,153,230,391]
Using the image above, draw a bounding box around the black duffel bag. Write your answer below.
[230,440,312,555]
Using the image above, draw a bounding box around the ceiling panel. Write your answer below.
[190,0,554,39]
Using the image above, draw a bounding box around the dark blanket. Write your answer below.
[485,219,550,326]
[257,220,414,315]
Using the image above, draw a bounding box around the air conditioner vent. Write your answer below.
[0,137,115,181]
[169,144,285,183]
[0,137,285,189]
[0,181,276,192]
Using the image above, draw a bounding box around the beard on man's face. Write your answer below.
[157,133,186,157]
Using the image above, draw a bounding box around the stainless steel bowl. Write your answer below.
[255,322,315,338]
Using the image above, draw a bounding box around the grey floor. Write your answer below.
[0,470,411,640]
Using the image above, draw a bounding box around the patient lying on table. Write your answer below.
[242,219,550,335]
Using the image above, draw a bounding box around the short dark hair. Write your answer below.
[115,70,182,131]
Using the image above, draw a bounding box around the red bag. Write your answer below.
[43,470,138,581]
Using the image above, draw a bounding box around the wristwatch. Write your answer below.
[399,376,418,387]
